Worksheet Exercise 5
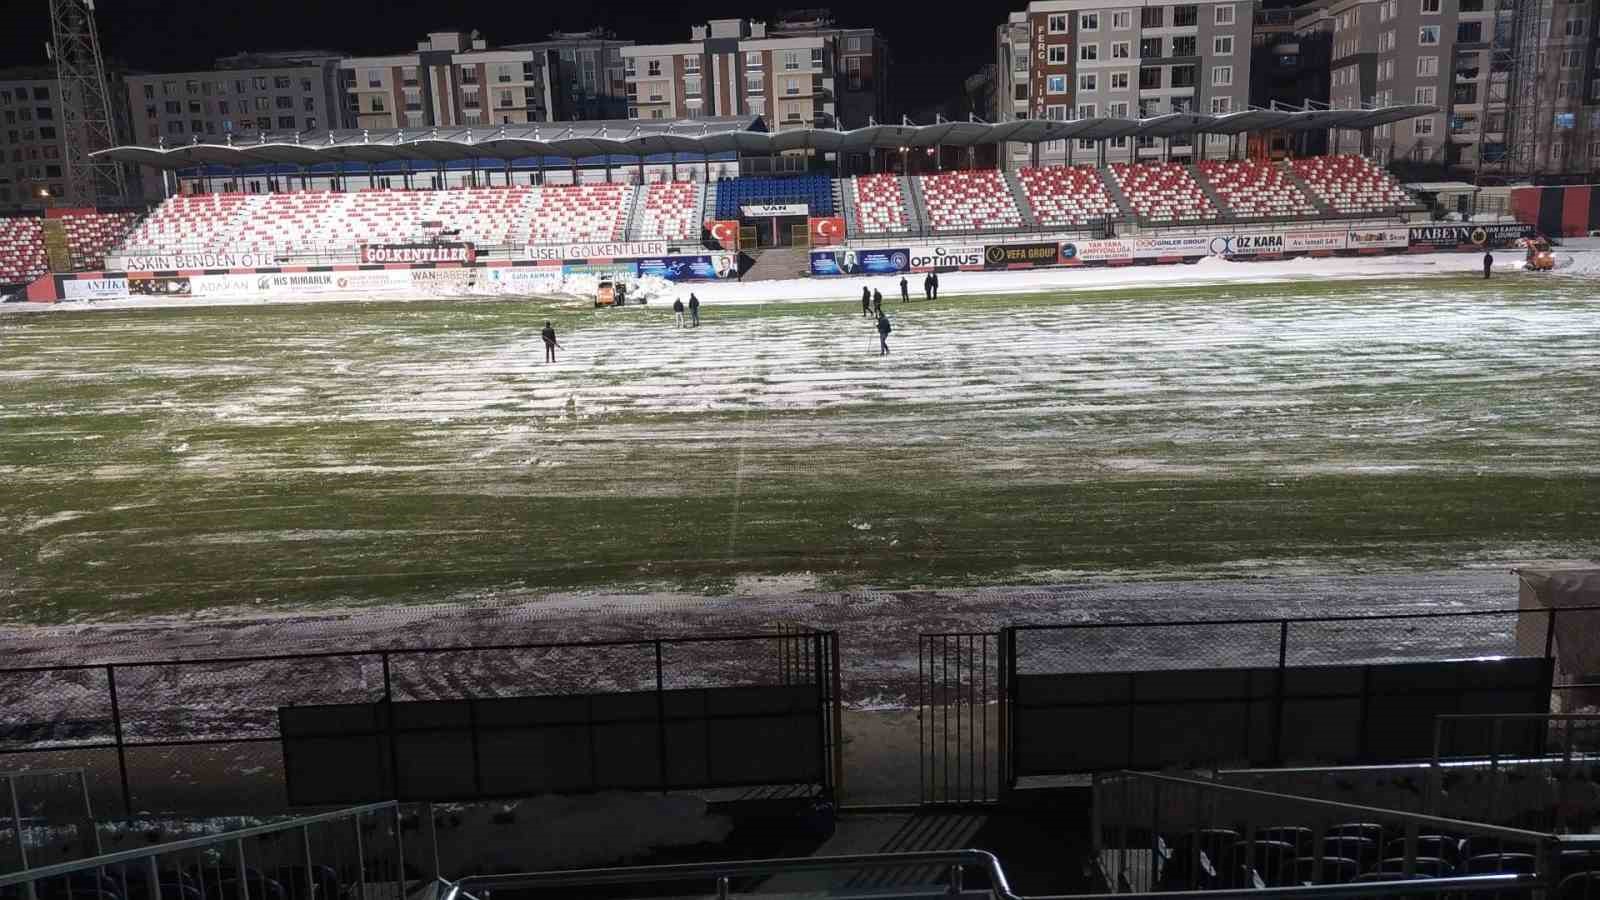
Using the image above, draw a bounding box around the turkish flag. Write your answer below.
[809,216,845,246]
[708,219,740,248]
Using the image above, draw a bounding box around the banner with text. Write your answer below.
[62,277,130,300]
[1346,228,1411,250]
[1408,223,1528,249]
[908,245,985,272]
[741,203,809,217]
[984,242,1059,269]
[1284,230,1348,252]
[637,254,739,281]
[1133,235,1212,258]
[527,241,668,262]
[1060,238,1136,263]
[484,266,567,295]
[810,248,909,276]
[359,242,476,264]
[1207,233,1286,256]
[120,251,273,271]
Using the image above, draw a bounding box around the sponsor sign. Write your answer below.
[637,254,738,281]
[255,273,338,293]
[121,251,271,271]
[908,245,985,272]
[1060,238,1135,263]
[485,267,566,294]
[1133,235,1212,258]
[809,248,909,276]
[1346,228,1410,249]
[562,261,639,279]
[408,268,479,289]
[809,217,846,247]
[1208,233,1286,256]
[186,274,262,297]
[707,219,741,249]
[359,242,476,264]
[984,242,1059,268]
[1284,230,1348,252]
[62,277,129,300]
[129,276,192,296]
[527,241,669,262]
[740,203,809,217]
[1407,223,1527,249]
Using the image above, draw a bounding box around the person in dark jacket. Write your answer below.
[899,276,909,303]
[541,321,559,363]
[876,312,892,355]
[688,292,700,326]
[673,297,686,327]
[930,271,940,299]
[872,289,883,315]
[1483,250,1494,279]
[861,286,872,317]
[923,273,933,300]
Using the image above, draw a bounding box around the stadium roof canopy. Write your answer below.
[94,107,1437,170]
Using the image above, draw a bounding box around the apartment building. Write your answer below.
[503,30,633,121]
[1250,4,1333,155]
[1,66,139,209]
[342,32,558,130]
[996,0,1255,168]
[1327,0,1599,176]
[619,14,890,131]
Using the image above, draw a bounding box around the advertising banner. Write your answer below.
[62,277,130,300]
[1283,229,1348,252]
[741,203,809,217]
[1346,228,1411,250]
[1060,238,1136,263]
[121,251,272,272]
[186,274,265,297]
[637,254,738,281]
[809,217,846,247]
[1408,223,1527,249]
[1207,233,1286,256]
[253,272,341,293]
[359,242,476,264]
[527,241,668,262]
[484,267,566,295]
[984,242,1059,268]
[908,245,985,272]
[1133,235,1212,258]
[129,276,192,296]
[707,219,740,250]
[562,261,639,279]
[809,248,909,276]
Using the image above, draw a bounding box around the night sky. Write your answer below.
[3,0,1306,117]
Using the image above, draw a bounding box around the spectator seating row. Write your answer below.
[1197,159,1319,220]
[1290,154,1415,216]
[713,175,833,219]
[917,170,1024,233]
[60,212,142,270]
[1017,166,1120,228]
[851,174,908,234]
[0,216,48,284]
[634,181,705,241]
[1108,162,1219,225]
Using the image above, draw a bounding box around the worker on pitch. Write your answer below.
[541,321,561,363]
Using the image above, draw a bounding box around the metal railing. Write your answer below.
[2,768,97,873]
[0,802,407,900]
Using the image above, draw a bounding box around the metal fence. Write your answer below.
[1,769,98,873]
[919,633,1003,806]
[0,802,409,900]
[0,632,839,819]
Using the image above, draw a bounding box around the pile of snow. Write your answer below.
[1552,250,1600,276]
[555,273,676,302]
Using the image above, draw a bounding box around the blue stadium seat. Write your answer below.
[714,175,834,218]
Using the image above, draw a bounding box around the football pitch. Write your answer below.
[2,273,1597,623]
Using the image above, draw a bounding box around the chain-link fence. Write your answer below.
[0,633,838,820]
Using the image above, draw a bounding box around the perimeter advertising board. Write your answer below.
[1133,235,1212,258]
[483,267,566,294]
[810,248,909,276]
[121,251,273,271]
[1284,230,1348,252]
[527,241,668,262]
[61,277,129,300]
[637,254,738,281]
[359,243,476,264]
[1408,223,1527,249]
[1346,228,1410,250]
[1059,239,1136,263]
[908,245,985,272]
[983,242,1058,268]
[1207,233,1286,256]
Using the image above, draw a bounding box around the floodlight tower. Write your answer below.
[49,0,127,205]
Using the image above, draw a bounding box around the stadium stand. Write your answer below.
[1017,166,1121,228]
[851,174,909,234]
[0,216,49,283]
[1290,154,1415,215]
[60,211,141,270]
[234,191,347,254]
[1108,162,1219,224]
[525,182,630,243]
[634,181,705,241]
[714,175,834,218]
[917,170,1024,233]
[1197,159,1319,220]
[122,193,253,253]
